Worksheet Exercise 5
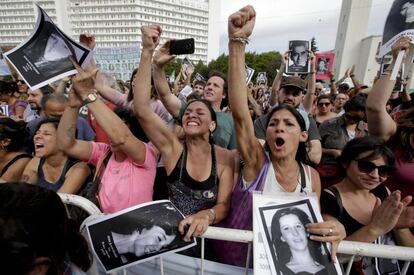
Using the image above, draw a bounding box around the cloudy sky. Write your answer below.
[218,0,394,54]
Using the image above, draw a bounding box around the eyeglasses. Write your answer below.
[318,102,331,107]
[17,80,26,84]
[357,160,395,177]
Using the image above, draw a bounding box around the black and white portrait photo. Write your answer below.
[257,72,267,85]
[380,0,414,57]
[4,5,91,90]
[258,199,341,275]
[86,200,196,273]
[287,40,310,74]
[245,65,255,84]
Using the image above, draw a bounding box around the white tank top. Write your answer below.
[262,153,313,195]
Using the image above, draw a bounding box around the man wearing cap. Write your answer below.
[254,76,322,164]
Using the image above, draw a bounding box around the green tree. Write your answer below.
[310,37,318,53]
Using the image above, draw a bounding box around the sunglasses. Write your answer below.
[357,160,395,177]
[318,102,330,107]
[17,80,26,84]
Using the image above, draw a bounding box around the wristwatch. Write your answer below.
[82,91,98,105]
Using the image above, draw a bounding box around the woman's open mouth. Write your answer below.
[275,137,285,149]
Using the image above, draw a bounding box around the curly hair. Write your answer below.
[0,118,28,151]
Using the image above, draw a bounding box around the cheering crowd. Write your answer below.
[1,4,414,275]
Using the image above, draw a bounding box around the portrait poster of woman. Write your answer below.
[256,196,342,275]
[86,200,196,273]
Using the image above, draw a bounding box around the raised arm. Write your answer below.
[335,68,349,87]
[329,72,337,96]
[57,90,93,161]
[152,41,182,118]
[134,26,182,169]
[228,5,265,182]
[270,52,288,106]
[94,71,129,107]
[69,59,148,164]
[367,37,409,140]
[303,50,316,113]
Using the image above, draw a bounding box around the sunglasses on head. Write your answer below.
[318,102,330,107]
[357,160,395,177]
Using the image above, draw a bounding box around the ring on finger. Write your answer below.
[328,228,333,235]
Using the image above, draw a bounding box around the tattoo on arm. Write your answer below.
[66,124,77,139]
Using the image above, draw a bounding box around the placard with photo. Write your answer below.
[86,200,196,273]
[380,62,405,91]
[315,53,335,80]
[4,4,92,90]
[245,65,255,84]
[257,72,267,85]
[286,40,310,74]
[253,193,342,275]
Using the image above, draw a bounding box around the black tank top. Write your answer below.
[37,158,79,192]
[166,144,219,216]
[0,153,32,177]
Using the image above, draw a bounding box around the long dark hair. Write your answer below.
[0,118,28,151]
[271,207,323,265]
[265,104,310,165]
[0,183,91,274]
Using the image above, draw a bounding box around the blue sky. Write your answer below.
[219,0,393,54]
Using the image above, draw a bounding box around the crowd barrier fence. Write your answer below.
[58,193,414,275]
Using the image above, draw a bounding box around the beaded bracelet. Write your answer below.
[229,37,249,45]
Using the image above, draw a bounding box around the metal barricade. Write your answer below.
[59,193,414,275]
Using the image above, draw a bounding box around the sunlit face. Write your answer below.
[278,87,304,108]
[133,226,175,256]
[28,89,43,110]
[291,45,307,66]
[266,109,307,159]
[33,123,58,157]
[346,152,389,190]
[203,76,225,104]
[279,214,308,251]
[182,101,215,137]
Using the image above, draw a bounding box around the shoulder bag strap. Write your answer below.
[326,185,344,219]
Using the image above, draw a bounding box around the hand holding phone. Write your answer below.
[170,38,195,55]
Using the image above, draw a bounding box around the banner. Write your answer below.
[86,200,196,273]
[315,53,335,80]
[95,44,140,82]
[4,4,92,90]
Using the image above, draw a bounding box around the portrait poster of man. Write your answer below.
[86,200,196,273]
[286,40,310,74]
[245,64,255,84]
[315,53,334,80]
[257,72,267,85]
[379,0,414,57]
[4,5,91,90]
[0,49,11,76]
[254,193,342,275]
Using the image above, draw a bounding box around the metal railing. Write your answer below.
[58,193,414,275]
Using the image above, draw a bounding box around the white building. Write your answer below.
[0,0,220,64]
[333,0,373,80]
